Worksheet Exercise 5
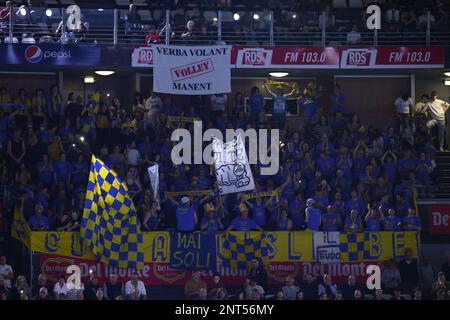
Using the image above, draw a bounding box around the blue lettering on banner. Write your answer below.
[170,232,216,270]
[365,232,382,260]
[152,232,169,262]
[44,232,61,252]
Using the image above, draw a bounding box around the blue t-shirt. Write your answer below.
[306,207,321,231]
[252,205,267,226]
[248,93,264,114]
[384,215,401,231]
[28,215,49,230]
[330,92,345,113]
[402,216,421,231]
[299,96,318,118]
[176,205,196,231]
[322,213,341,231]
[345,199,365,215]
[366,216,382,231]
[201,215,221,231]
[37,161,53,184]
[230,217,258,231]
[277,218,290,230]
[54,161,73,183]
[272,94,289,114]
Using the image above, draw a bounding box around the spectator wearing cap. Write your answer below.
[305,198,321,231]
[176,196,198,232]
[184,271,207,300]
[226,204,263,232]
[200,204,224,231]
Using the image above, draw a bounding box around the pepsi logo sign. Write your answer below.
[25,45,43,64]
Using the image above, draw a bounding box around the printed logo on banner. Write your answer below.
[341,48,377,68]
[235,48,272,67]
[132,46,153,67]
[25,45,43,63]
[428,205,450,234]
[313,232,341,263]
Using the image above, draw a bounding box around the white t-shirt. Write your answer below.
[427,99,449,121]
[0,264,13,288]
[145,96,163,111]
[125,280,146,298]
[127,148,141,166]
[394,97,412,114]
[211,94,227,111]
[53,282,69,296]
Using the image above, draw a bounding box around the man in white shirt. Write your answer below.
[0,255,13,288]
[394,94,413,127]
[53,276,69,299]
[415,94,429,116]
[426,91,450,151]
[144,91,163,127]
[346,25,361,44]
[125,271,147,300]
[210,93,227,123]
[244,278,265,299]
[126,141,141,167]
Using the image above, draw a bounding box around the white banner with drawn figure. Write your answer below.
[151,44,231,95]
[147,164,160,209]
[212,135,255,195]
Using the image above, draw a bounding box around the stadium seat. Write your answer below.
[349,0,364,8]
[4,37,19,43]
[332,0,348,9]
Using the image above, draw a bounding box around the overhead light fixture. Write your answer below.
[98,8,104,11]
[292,13,297,19]
[253,13,259,20]
[213,17,218,22]
[445,79,450,86]
[19,6,27,16]
[94,70,115,76]
[45,9,52,17]
[106,93,111,97]
[84,76,95,83]
[444,72,450,77]
[233,13,240,21]
[269,72,289,78]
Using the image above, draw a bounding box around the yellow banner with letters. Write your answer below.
[29,231,418,263]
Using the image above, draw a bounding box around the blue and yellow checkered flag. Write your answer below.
[221,232,270,269]
[81,154,144,269]
[11,207,31,249]
[339,233,366,262]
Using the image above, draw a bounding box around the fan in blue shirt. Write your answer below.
[53,153,73,185]
[345,191,366,214]
[383,208,402,231]
[175,197,198,232]
[364,207,384,232]
[28,203,49,231]
[227,205,263,232]
[245,197,268,228]
[321,205,341,231]
[401,208,422,231]
[305,198,322,231]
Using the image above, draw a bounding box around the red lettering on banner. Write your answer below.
[171,58,214,82]
[428,205,450,234]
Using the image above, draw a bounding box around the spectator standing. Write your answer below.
[248,86,264,125]
[176,197,198,232]
[53,276,68,299]
[301,273,319,300]
[318,274,337,299]
[381,260,402,294]
[248,258,268,289]
[340,275,361,300]
[431,272,450,299]
[305,198,321,231]
[0,256,13,289]
[426,91,450,151]
[394,94,413,128]
[397,249,419,294]
[346,25,361,44]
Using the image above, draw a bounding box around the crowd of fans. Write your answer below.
[2,253,450,300]
[0,80,446,233]
[1,0,450,45]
